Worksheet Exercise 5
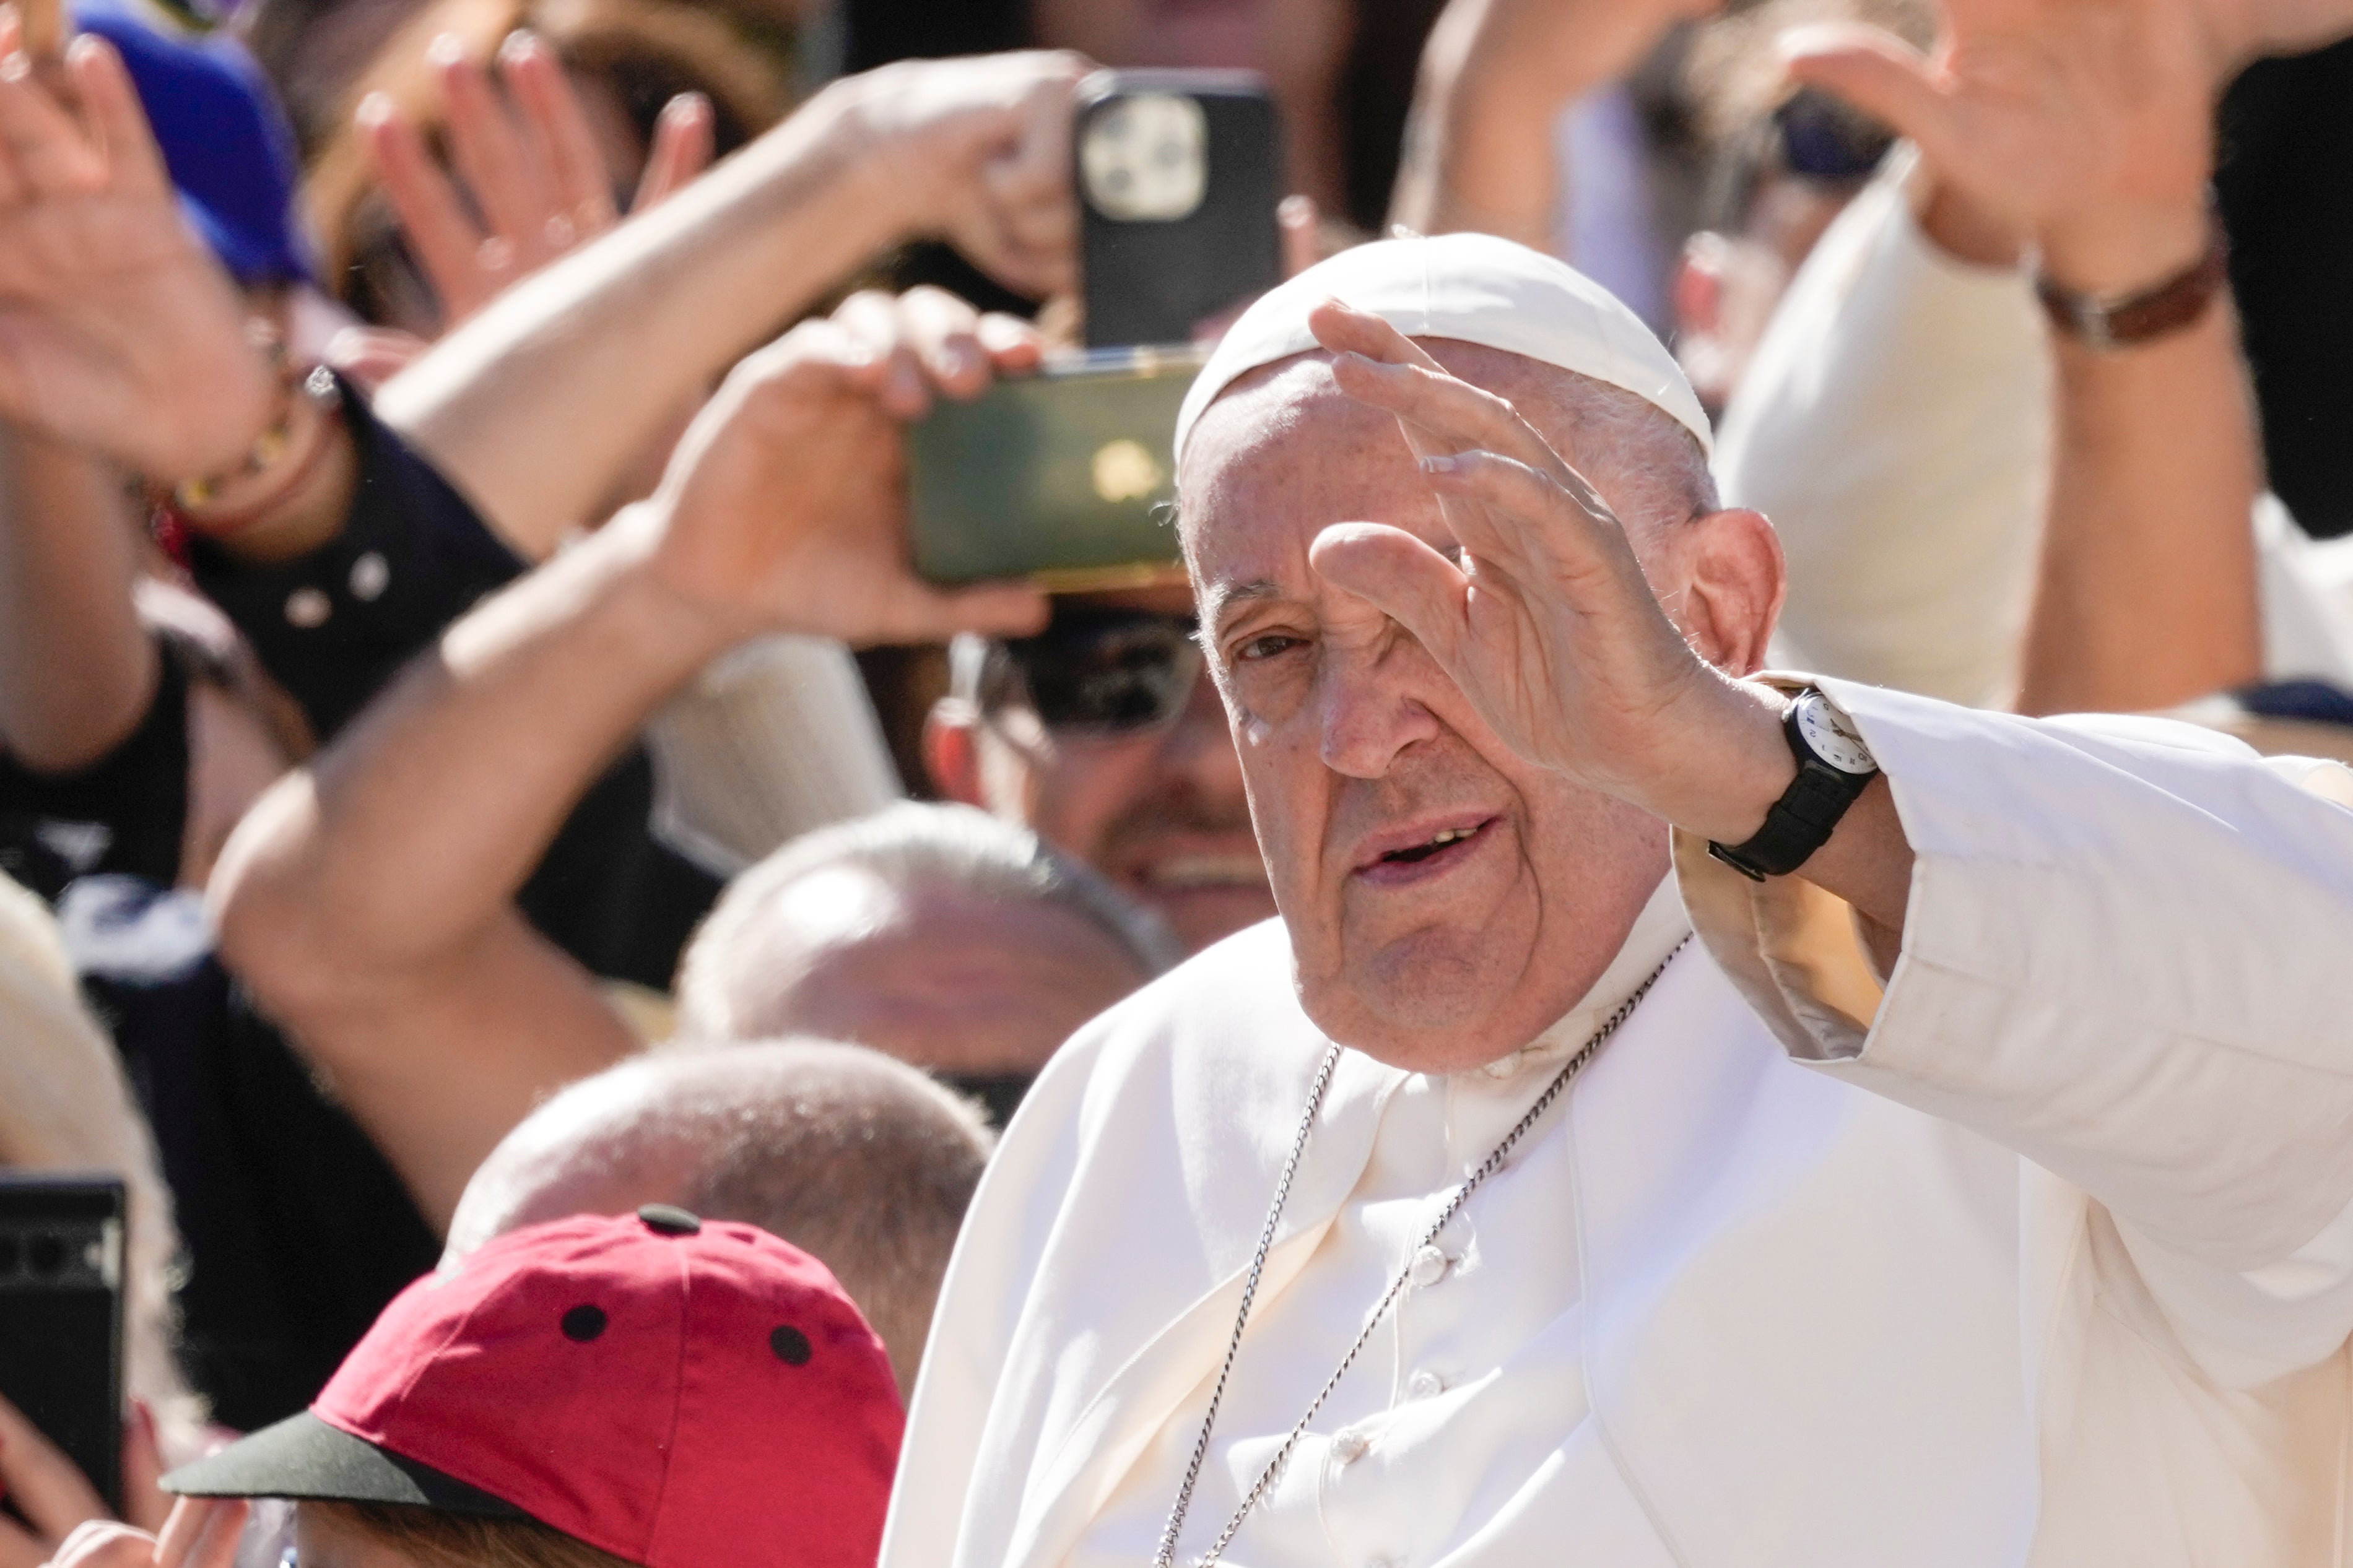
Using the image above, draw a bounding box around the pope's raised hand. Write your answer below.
[1302,300,1772,819]
[635,286,1049,649]
[0,22,273,480]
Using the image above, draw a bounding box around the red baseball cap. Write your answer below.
[163,1207,903,1568]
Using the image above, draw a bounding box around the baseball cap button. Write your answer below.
[770,1326,812,1366]
[561,1304,608,1341]
[638,1204,702,1236]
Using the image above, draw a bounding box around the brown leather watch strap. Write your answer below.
[2035,219,2230,351]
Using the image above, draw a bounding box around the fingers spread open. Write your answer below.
[1323,340,1570,482]
[360,91,487,313]
[1419,449,1631,589]
[67,37,168,202]
[500,33,614,233]
[631,92,711,212]
[433,37,543,249]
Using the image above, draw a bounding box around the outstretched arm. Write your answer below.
[375,52,1085,560]
[211,290,1050,1228]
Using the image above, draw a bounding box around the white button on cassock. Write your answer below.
[1331,1428,1370,1465]
[1407,1245,1450,1288]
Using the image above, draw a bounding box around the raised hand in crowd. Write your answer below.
[0,1391,170,1568]
[376,50,1087,560]
[1786,0,2263,715]
[0,20,271,484]
[355,28,714,341]
[213,288,1046,1226]
[1390,0,1725,248]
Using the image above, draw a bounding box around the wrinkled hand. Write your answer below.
[0,1393,171,1568]
[359,30,714,331]
[1303,301,1771,820]
[639,286,1049,646]
[0,24,272,479]
[841,51,1087,300]
[1783,0,2215,290]
[31,1498,244,1568]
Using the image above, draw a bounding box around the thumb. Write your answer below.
[1309,522,1467,668]
[1780,24,1959,164]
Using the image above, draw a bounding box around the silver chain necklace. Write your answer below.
[1150,937,1687,1568]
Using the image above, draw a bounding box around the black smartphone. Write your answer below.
[0,1176,125,1515]
[1077,69,1282,349]
[907,346,1201,590]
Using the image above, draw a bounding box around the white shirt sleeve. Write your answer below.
[1679,677,2353,1387]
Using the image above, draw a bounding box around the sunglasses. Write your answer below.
[1771,88,1894,184]
[990,609,1206,735]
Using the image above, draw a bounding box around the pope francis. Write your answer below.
[876,97,2353,1568]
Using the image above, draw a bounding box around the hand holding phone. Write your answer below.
[1077,69,1282,348]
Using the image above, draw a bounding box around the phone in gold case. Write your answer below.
[905,346,1204,591]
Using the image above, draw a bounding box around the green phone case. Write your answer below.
[907,347,1204,591]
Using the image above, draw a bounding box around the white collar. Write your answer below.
[1472,875,1692,1082]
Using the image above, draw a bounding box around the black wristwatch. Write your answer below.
[1707,689,1879,881]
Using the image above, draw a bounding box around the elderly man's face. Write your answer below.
[1181,344,1705,1072]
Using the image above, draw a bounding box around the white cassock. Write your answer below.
[880,680,2353,1568]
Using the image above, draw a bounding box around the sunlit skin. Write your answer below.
[713,865,1151,1073]
[1178,340,1781,1073]
[926,584,1280,954]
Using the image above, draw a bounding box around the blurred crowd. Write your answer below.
[0,0,2349,1560]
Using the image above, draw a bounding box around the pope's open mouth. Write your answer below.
[1353,815,1498,886]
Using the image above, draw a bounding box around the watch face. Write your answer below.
[1795,693,1876,775]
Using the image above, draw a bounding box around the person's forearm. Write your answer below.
[0,426,159,772]
[212,509,736,1002]
[373,85,904,560]
[1389,0,1693,246]
[2017,210,2262,717]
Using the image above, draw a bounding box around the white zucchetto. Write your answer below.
[1172,230,1712,464]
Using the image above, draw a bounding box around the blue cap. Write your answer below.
[70,0,313,285]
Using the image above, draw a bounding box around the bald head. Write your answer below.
[445,1040,993,1393]
[674,802,1175,1075]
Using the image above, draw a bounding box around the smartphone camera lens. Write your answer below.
[26,1233,64,1276]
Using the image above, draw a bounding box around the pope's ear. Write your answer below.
[1675,506,1785,677]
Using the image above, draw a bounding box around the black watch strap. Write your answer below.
[1707,695,1878,882]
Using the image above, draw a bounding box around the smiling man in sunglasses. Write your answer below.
[926,592,1279,954]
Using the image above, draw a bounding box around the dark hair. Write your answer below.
[306,1501,640,1568]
